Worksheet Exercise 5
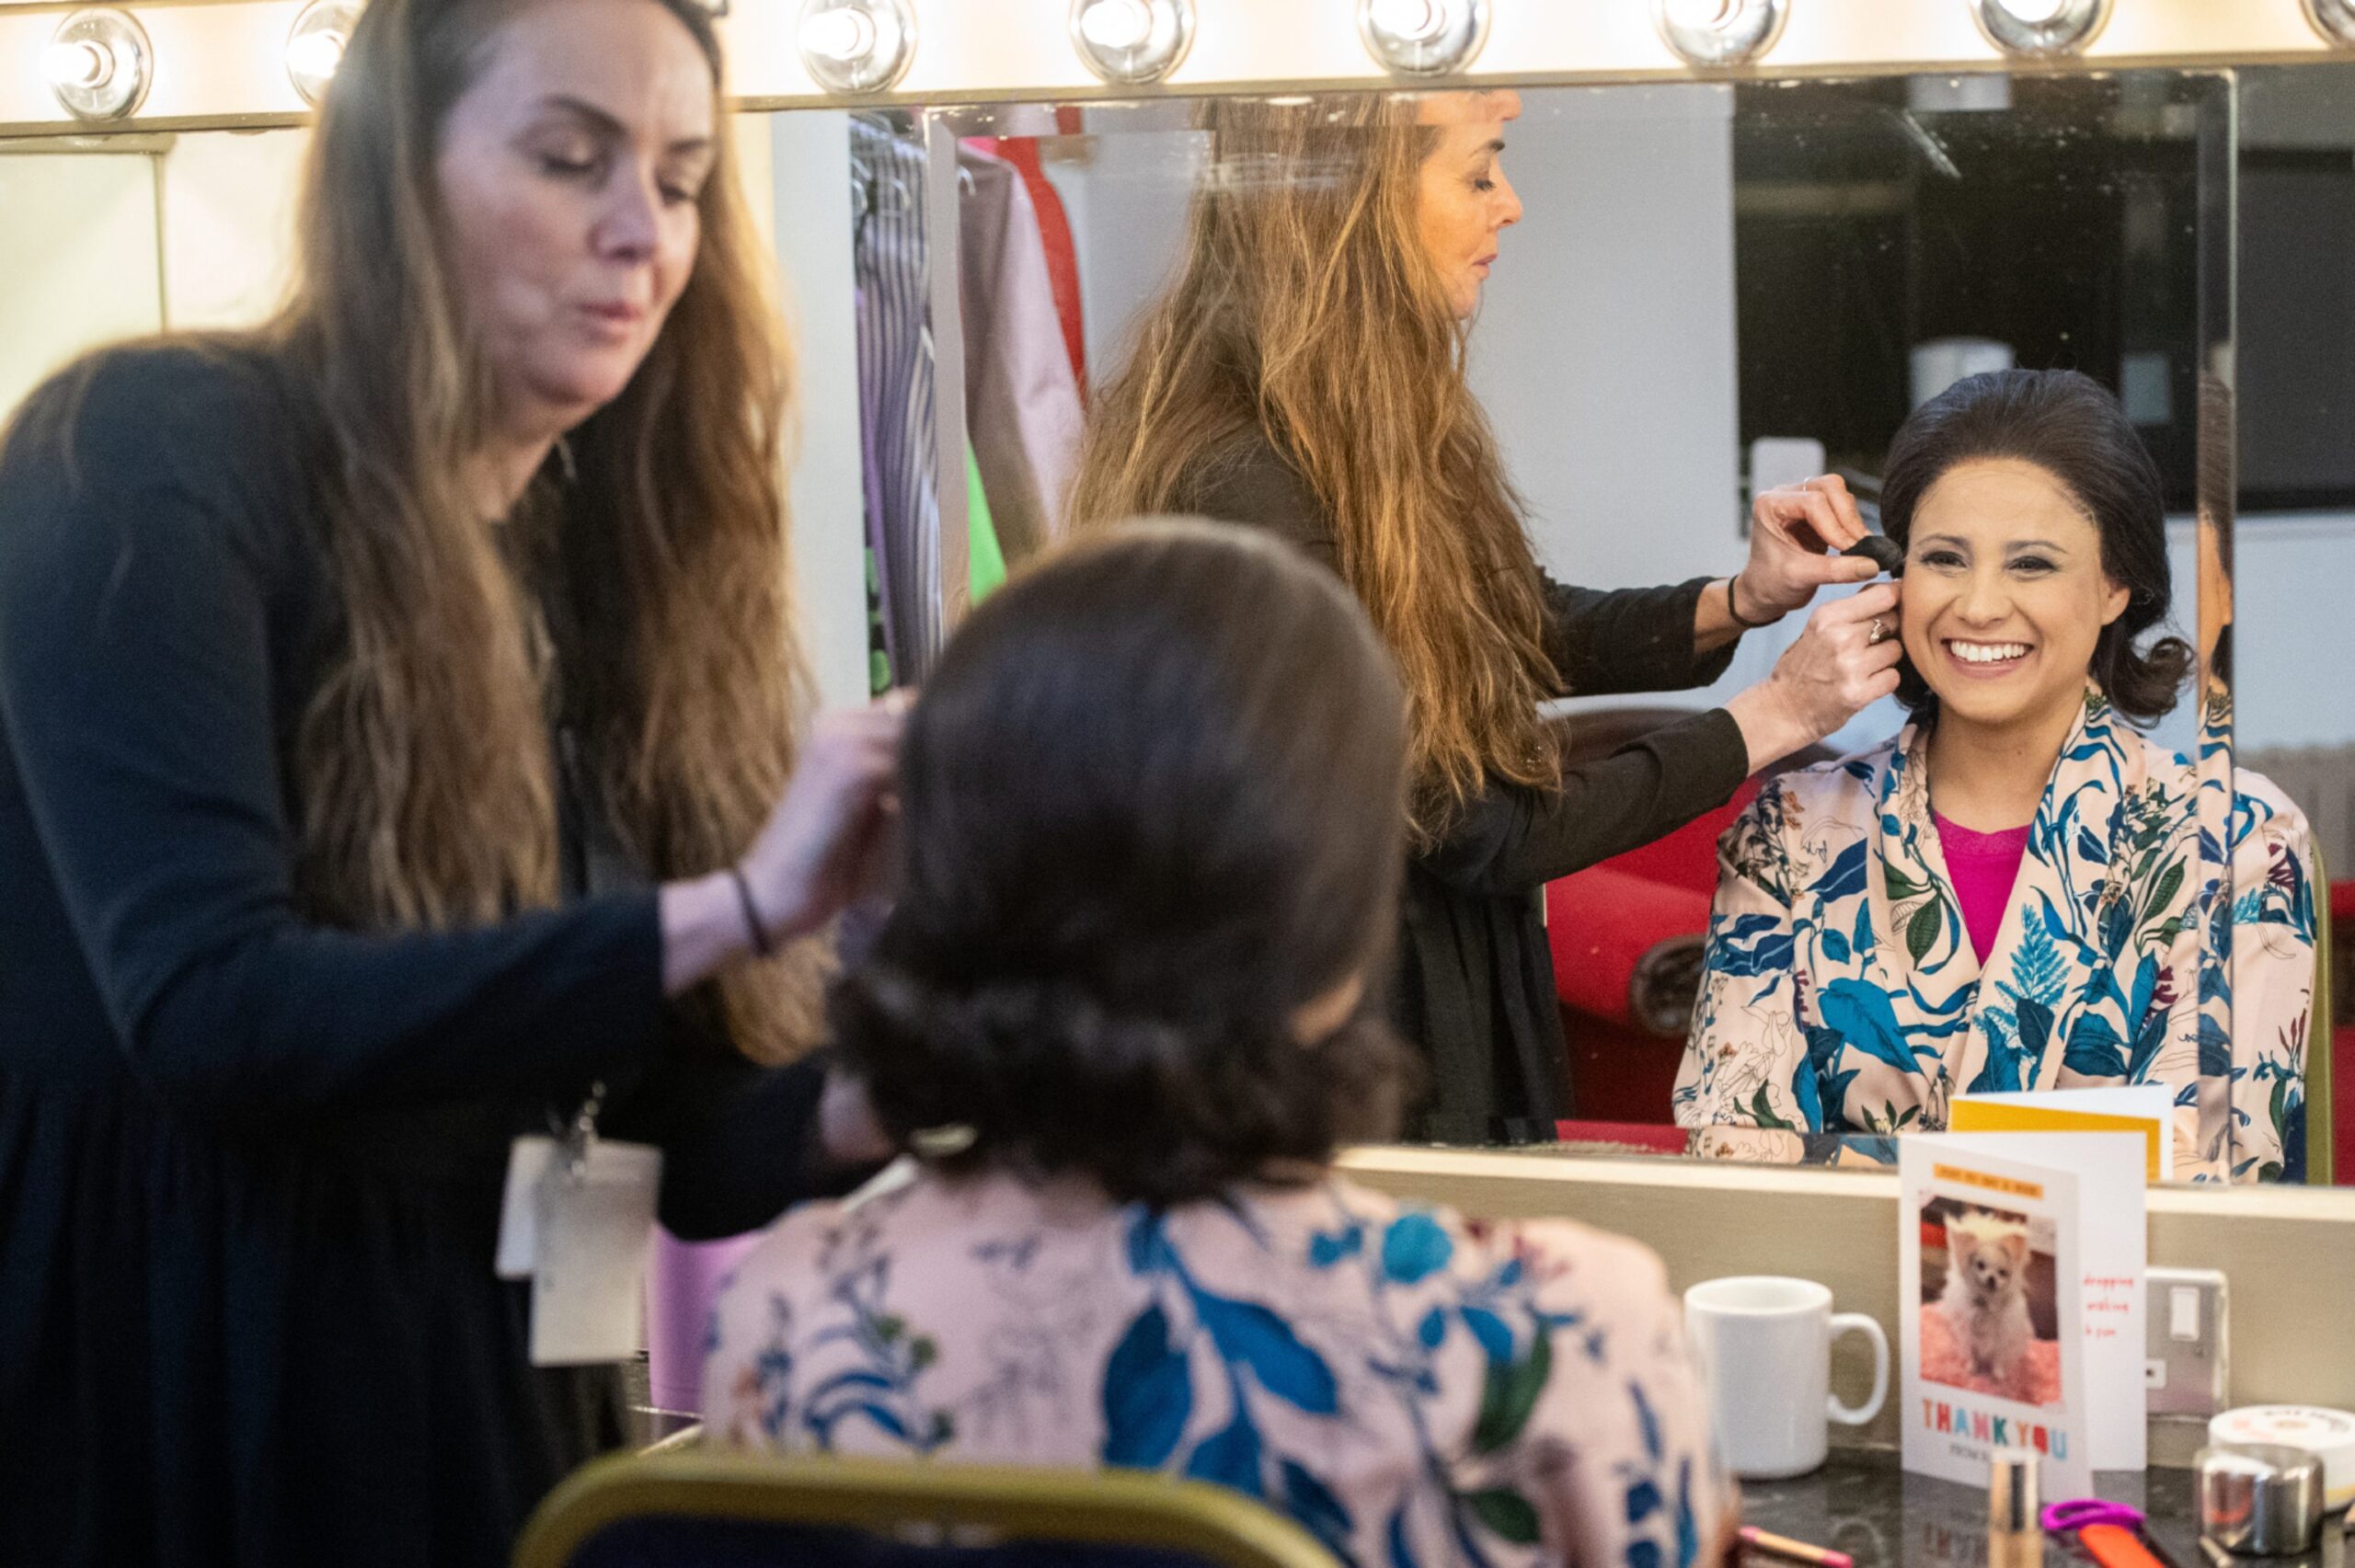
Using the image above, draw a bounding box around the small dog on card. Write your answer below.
[1940,1212,2036,1398]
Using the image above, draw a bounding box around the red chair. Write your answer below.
[1542,707,1815,1142]
[1547,778,1760,1139]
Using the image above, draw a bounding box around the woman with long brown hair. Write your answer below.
[0,0,891,1562]
[1070,90,1901,1143]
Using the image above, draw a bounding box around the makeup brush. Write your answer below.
[1848,534,1905,576]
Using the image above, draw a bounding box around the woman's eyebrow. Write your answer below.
[537,95,713,159]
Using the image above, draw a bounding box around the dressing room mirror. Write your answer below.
[4,64,2346,1188]
[925,66,2344,1185]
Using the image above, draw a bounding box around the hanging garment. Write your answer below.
[850,116,939,680]
[965,439,1007,602]
[968,135,1088,395]
[958,143,1085,567]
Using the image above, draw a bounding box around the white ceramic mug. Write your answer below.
[1683,1275,1890,1480]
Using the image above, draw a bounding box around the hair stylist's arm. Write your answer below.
[1721,581,1903,773]
[659,695,907,997]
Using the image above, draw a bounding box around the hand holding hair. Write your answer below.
[660,693,909,997]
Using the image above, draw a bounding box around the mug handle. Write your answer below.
[1827,1312,1890,1426]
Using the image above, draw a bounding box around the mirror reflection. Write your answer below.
[942,70,2338,1184]
[4,66,2348,1188]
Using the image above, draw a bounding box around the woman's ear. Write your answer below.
[2099,573,2131,627]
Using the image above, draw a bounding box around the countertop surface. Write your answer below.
[1743,1452,2349,1568]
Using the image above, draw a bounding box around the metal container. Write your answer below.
[2197,1443,2326,1556]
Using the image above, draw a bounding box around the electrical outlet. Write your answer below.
[2145,1266,2229,1417]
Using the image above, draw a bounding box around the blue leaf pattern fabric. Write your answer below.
[706,1169,1733,1568]
[1675,687,2317,1182]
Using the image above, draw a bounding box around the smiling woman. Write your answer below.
[1676,371,2318,1183]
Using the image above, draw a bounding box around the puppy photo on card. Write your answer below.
[1920,1198,2059,1408]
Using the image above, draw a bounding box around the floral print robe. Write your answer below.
[1674,689,2316,1183]
[705,1166,1733,1568]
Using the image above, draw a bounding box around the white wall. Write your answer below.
[159,130,306,330]
[0,152,162,420]
[1469,86,1742,592]
[766,111,871,709]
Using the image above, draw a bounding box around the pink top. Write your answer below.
[1934,810,2031,966]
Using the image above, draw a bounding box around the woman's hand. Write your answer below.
[660,694,909,996]
[1735,475,1881,623]
[739,696,908,943]
[1722,582,1903,773]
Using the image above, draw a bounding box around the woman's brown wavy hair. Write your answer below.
[1065,93,1559,840]
[276,0,822,1059]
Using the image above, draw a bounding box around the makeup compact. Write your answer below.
[2208,1407,2355,1515]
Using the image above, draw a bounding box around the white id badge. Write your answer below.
[495,1136,558,1280]
[528,1139,662,1367]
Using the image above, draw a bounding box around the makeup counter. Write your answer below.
[6,0,2355,1560]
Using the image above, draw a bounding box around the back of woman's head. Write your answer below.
[1879,367,2192,725]
[1065,94,1560,841]
[835,521,1415,1206]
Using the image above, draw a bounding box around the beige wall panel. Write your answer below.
[0,149,161,418]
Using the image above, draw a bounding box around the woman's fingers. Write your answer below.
[1756,478,1867,555]
[1809,580,1900,628]
[1805,474,1871,550]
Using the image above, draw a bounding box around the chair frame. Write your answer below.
[515,1449,1342,1568]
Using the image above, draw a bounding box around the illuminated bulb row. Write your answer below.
[30,0,2355,123]
[40,0,360,121]
[787,0,2246,91]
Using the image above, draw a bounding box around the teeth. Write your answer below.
[1948,641,2028,665]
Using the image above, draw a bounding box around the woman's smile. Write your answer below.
[1940,637,2033,678]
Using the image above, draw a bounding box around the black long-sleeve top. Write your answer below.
[0,345,838,1567]
[1176,434,1750,1142]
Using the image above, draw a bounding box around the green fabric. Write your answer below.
[966,441,1006,603]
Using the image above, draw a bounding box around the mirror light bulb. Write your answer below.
[1664,0,1737,29]
[1994,0,2069,20]
[43,40,111,91]
[1369,0,1442,43]
[285,33,344,83]
[1077,0,1153,52]
[800,8,877,64]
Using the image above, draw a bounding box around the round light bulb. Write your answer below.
[1077,0,1153,51]
[45,11,151,119]
[1369,0,1443,43]
[1664,0,1737,28]
[1969,0,2108,56]
[798,0,915,94]
[1654,0,1787,65]
[2307,0,2355,45]
[800,8,877,64]
[43,39,111,91]
[285,32,344,83]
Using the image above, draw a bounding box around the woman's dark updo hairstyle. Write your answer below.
[1879,368,2193,726]
[833,520,1416,1207]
